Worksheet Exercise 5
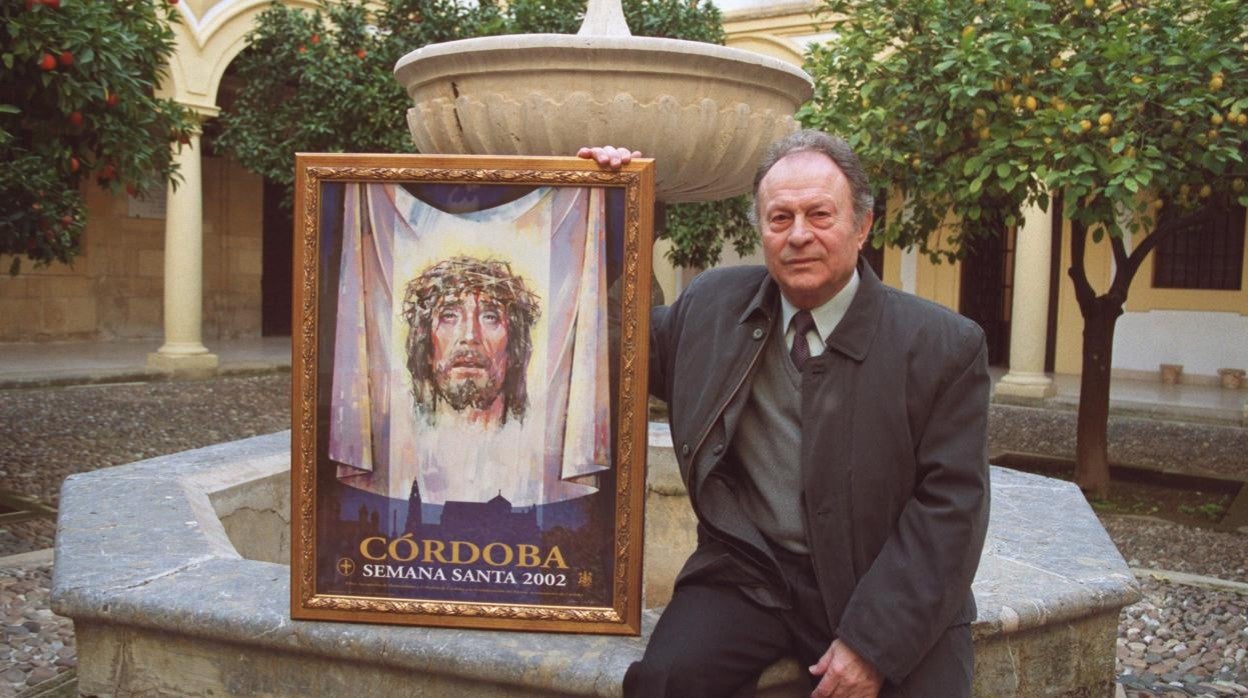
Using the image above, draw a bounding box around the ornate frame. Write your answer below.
[291,154,654,634]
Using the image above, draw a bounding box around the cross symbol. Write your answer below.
[337,558,355,576]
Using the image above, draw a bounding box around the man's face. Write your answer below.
[430,293,509,413]
[758,151,872,310]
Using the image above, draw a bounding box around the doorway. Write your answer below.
[958,224,1015,366]
[261,179,293,336]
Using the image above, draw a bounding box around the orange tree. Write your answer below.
[218,0,753,269]
[801,0,1248,497]
[0,0,196,273]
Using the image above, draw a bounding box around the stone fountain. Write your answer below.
[393,0,814,202]
[49,1,1140,695]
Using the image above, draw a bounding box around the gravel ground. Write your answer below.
[0,374,291,558]
[1,564,74,697]
[1118,577,1248,697]
[0,375,1245,696]
[990,403,1248,481]
[1105,517,1248,585]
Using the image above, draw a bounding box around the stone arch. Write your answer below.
[164,0,320,113]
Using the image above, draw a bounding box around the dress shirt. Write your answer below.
[780,268,861,358]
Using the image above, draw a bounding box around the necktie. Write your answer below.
[790,310,816,370]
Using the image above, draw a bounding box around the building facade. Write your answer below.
[1,0,1244,387]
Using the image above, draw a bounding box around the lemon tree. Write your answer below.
[801,0,1248,496]
[0,0,196,273]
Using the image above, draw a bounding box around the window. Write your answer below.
[1152,205,1245,290]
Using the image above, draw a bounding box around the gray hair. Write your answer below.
[749,129,874,229]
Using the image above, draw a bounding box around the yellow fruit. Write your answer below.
[1098,112,1113,126]
[1172,120,1183,132]
[975,107,987,118]
[1050,56,1064,69]
[898,124,909,134]
[911,157,922,171]
[1211,114,1224,126]
[1233,179,1246,193]
[1108,136,1118,147]
[1025,96,1038,111]
[1044,137,1053,144]
[1084,0,1095,7]
[1199,184,1212,199]
[1098,124,1111,135]
[1126,146,1137,158]
[1238,113,1248,127]
[962,25,976,39]
[1209,76,1224,91]
[1080,119,1093,133]
[1207,129,1219,140]
[979,126,991,140]
[1011,94,1022,109]
[1131,75,1144,85]
[1021,75,1034,88]
[1179,184,1191,198]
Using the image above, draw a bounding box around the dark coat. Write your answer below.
[648,259,990,687]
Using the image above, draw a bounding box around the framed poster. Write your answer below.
[290,154,654,635]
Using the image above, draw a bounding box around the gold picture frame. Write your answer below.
[291,154,654,635]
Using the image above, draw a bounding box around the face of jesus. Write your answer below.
[430,293,510,414]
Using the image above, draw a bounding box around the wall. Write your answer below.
[0,156,262,342]
[1052,216,1248,381]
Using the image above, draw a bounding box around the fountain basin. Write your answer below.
[394,35,814,202]
[52,430,1138,696]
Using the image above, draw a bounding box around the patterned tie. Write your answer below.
[790,310,816,369]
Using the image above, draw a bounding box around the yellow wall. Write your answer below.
[1124,224,1248,316]
[1052,215,1248,375]
[0,157,263,342]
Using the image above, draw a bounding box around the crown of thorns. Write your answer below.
[406,256,539,319]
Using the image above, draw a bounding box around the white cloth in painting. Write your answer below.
[329,183,611,507]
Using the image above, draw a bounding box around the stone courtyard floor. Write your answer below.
[1,374,1246,697]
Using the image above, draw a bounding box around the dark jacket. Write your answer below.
[649,259,990,686]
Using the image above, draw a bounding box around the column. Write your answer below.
[994,198,1056,399]
[147,124,219,373]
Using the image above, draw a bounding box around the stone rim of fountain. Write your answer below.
[394,32,814,202]
[50,430,1142,695]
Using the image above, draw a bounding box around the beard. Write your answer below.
[434,375,503,412]
[432,350,505,412]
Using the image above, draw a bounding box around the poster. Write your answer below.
[291,154,654,634]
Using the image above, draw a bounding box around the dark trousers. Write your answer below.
[623,545,973,698]
[623,545,830,698]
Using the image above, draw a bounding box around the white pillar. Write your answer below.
[148,126,218,373]
[994,199,1056,399]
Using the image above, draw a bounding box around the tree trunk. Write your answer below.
[1073,297,1120,499]
[1065,208,1201,499]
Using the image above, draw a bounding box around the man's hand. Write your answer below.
[576,146,642,170]
[809,639,884,698]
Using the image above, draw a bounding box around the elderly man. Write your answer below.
[581,131,990,697]
[401,255,541,427]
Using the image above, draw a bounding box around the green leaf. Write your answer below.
[1108,157,1134,174]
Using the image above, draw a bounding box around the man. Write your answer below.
[581,131,990,697]
[400,255,541,427]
